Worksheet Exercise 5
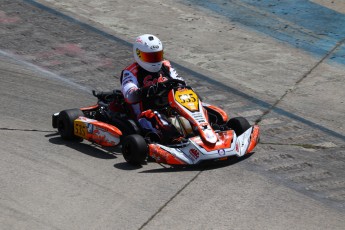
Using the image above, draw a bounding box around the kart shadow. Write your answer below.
[47,133,254,171]
[138,153,254,173]
[113,162,144,170]
[48,134,120,159]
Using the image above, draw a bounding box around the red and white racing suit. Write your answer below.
[120,60,185,140]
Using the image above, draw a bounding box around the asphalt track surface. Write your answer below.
[1,0,345,229]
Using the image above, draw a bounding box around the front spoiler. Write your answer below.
[148,126,260,165]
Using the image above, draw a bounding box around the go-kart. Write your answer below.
[52,79,259,166]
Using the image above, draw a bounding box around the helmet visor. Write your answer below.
[136,49,163,63]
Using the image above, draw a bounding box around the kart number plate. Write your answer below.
[175,89,199,112]
[74,120,87,138]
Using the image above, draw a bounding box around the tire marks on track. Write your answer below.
[248,145,345,210]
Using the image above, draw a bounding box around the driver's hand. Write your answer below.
[147,85,157,97]
[141,84,158,98]
[158,76,168,83]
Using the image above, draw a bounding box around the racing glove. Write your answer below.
[140,84,160,98]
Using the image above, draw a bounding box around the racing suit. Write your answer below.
[120,60,185,142]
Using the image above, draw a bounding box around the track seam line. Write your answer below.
[138,170,203,230]
[259,141,345,150]
[255,37,345,124]
[0,128,55,133]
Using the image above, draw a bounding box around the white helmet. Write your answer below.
[133,34,164,72]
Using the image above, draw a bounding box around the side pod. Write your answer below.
[74,117,122,147]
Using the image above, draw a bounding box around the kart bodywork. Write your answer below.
[52,79,259,166]
[148,126,259,165]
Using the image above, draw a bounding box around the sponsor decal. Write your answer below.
[136,37,143,44]
[150,45,160,50]
[123,79,133,85]
[218,149,225,156]
[206,131,213,139]
[189,148,199,159]
[122,73,133,82]
[127,87,137,94]
[218,157,228,161]
[143,75,155,87]
[87,123,93,133]
[175,89,199,112]
[143,75,167,87]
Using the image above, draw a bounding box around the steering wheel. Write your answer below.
[155,79,187,97]
[144,79,187,98]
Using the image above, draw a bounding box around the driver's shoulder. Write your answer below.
[121,63,139,84]
[124,62,139,74]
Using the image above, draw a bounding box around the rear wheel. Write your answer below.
[227,117,251,136]
[110,118,140,140]
[121,134,148,165]
[57,109,84,140]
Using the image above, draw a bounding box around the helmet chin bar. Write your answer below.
[140,61,162,73]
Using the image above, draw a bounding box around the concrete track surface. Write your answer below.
[1,0,344,229]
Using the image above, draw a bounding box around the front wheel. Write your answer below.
[227,117,251,136]
[121,134,148,165]
[57,109,84,141]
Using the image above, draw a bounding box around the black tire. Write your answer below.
[227,117,251,136]
[57,109,84,140]
[110,118,140,140]
[121,134,148,165]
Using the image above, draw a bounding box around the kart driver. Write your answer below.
[120,34,185,143]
